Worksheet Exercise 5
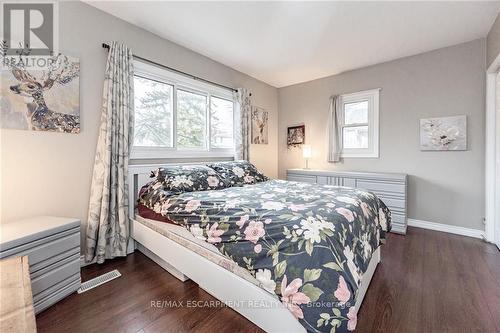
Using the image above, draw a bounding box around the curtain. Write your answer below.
[85,42,134,264]
[234,88,251,160]
[327,95,343,163]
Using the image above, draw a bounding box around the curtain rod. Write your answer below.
[102,43,244,94]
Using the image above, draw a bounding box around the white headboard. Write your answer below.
[128,164,158,217]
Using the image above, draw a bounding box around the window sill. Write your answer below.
[130,148,235,160]
[340,151,379,158]
[340,155,380,159]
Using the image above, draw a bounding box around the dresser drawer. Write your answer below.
[31,257,80,296]
[390,213,407,234]
[391,212,406,224]
[376,195,406,210]
[356,179,405,195]
[287,174,317,183]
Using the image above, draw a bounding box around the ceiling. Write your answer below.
[86,1,500,88]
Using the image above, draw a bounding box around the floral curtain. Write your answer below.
[234,88,251,160]
[327,95,343,163]
[85,42,134,264]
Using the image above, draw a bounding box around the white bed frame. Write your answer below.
[127,164,381,333]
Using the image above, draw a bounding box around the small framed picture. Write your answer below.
[287,125,305,147]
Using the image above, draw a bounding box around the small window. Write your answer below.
[131,60,235,159]
[340,89,379,158]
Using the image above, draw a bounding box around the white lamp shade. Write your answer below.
[302,145,312,158]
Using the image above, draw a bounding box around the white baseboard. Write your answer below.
[407,219,485,239]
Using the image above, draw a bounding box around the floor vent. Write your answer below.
[77,269,121,294]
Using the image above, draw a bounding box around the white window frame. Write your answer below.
[131,60,235,159]
[339,88,380,158]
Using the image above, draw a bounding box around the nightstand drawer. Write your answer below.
[31,257,80,296]
[31,251,80,279]
[1,231,80,270]
[33,274,81,313]
[0,217,82,314]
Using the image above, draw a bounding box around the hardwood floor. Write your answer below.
[36,227,500,333]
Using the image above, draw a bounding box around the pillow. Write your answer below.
[207,161,269,186]
[137,182,176,219]
[150,165,228,193]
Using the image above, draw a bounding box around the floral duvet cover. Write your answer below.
[139,179,391,332]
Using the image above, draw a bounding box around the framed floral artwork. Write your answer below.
[420,115,466,151]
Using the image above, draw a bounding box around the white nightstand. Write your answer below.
[0,216,81,314]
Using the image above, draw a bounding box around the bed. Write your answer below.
[128,163,391,333]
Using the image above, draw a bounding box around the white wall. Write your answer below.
[0,1,279,238]
[278,39,486,230]
[0,2,490,237]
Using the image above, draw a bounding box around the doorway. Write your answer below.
[496,70,500,249]
[486,55,500,249]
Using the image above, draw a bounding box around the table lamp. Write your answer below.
[302,145,311,169]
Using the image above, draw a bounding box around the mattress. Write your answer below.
[134,214,261,288]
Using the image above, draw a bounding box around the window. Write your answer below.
[339,89,379,158]
[132,60,235,159]
[210,96,234,148]
[134,76,173,147]
[176,89,207,149]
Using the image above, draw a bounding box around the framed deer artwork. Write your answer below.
[251,106,268,144]
[1,54,80,133]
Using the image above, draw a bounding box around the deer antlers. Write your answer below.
[42,55,80,89]
[1,45,79,89]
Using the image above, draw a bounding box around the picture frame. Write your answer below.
[420,115,467,151]
[1,54,80,133]
[287,125,305,147]
[251,106,269,144]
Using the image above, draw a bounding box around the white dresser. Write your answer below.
[0,216,81,314]
[286,169,408,234]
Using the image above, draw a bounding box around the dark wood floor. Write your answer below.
[36,227,500,333]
